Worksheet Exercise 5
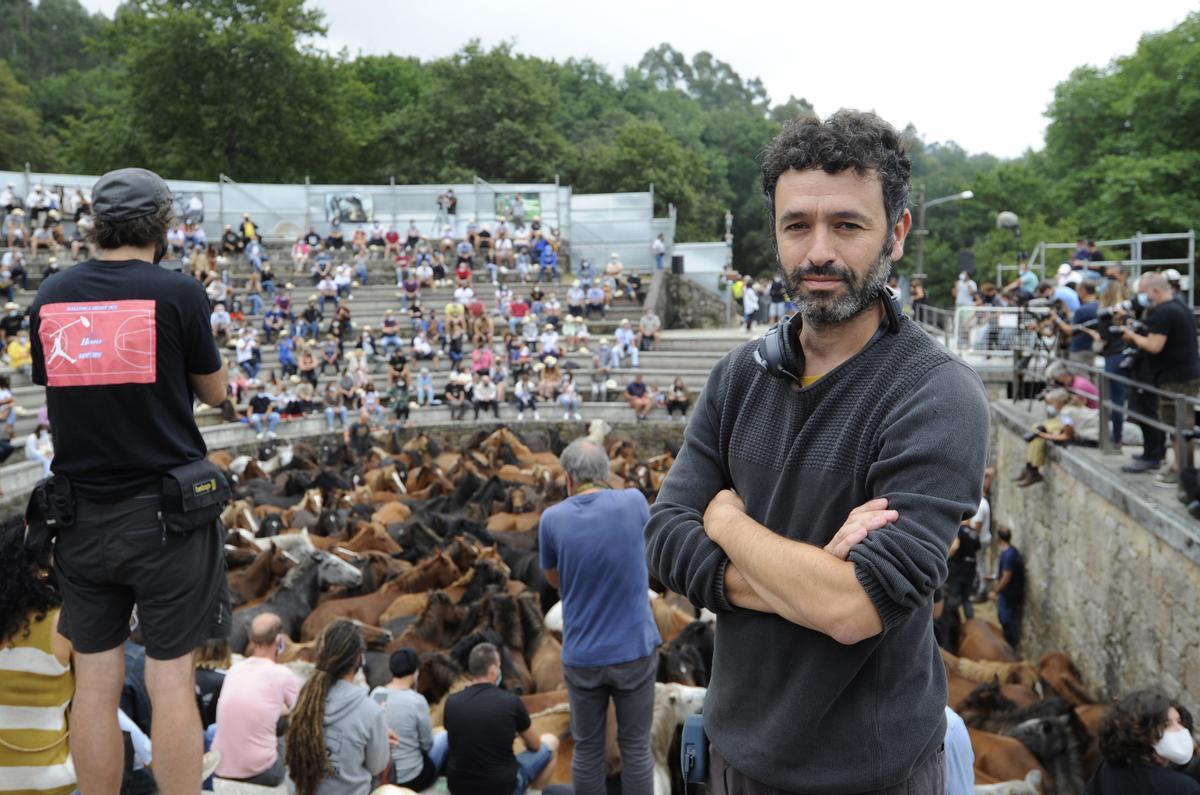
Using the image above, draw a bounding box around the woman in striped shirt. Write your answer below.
[0,523,75,795]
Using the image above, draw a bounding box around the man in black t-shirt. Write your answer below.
[444,643,558,795]
[0,301,25,342]
[945,525,981,620]
[1121,272,1200,477]
[29,167,229,794]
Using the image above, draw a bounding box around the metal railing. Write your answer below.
[913,304,1052,359]
[995,230,1196,305]
[1011,354,1200,472]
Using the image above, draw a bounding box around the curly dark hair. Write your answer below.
[1098,689,1177,766]
[760,110,911,248]
[0,517,60,645]
[86,201,174,251]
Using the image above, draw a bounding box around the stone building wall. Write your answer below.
[991,402,1200,712]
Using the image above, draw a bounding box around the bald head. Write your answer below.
[250,612,284,648]
[1140,272,1168,292]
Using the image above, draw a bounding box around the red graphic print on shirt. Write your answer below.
[39,300,157,387]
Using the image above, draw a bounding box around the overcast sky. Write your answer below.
[80,0,1195,158]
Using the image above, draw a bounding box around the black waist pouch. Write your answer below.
[24,475,75,548]
[161,459,230,533]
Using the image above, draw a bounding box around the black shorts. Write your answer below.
[54,488,230,660]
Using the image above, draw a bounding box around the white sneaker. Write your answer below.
[517,412,524,421]
[573,412,582,420]
[563,412,571,420]
[256,431,265,440]
[267,431,278,439]
[534,411,541,420]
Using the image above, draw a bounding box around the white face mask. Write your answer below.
[1156,727,1194,765]
[1045,405,1059,417]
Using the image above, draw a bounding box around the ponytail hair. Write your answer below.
[285,620,364,795]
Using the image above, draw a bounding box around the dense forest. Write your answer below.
[2,0,1198,304]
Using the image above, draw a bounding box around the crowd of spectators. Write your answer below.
[0,184,690,469]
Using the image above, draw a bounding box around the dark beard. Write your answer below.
[780,245,892,328]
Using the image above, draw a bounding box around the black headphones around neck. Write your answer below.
[753,289,903,384]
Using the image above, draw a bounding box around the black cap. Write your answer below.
[389,648,420,678]
[91,168,171,222]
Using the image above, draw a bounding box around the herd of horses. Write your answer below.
[208,422,1103,794]
[939,600,1107,793]
[211,423,703,792]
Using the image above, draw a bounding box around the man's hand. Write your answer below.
[823,499,900,560]
[703,489,745,544]
[387,729,400,747]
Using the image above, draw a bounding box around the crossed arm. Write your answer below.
[702,490,895,645]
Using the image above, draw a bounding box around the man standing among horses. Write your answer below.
[646,112,989,794]
[29,167,230,794]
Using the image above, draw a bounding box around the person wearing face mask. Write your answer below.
[1120,271,1200,481]
[1084,689,1200,794]
[370,647,449,790]
[443,643,559,795]
[1014,388,1075,487]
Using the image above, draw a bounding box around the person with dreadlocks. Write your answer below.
[285,620,391,795]
[0,520,76,794]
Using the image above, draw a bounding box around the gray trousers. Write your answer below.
[562,653,657,795]
[710,743,945,795]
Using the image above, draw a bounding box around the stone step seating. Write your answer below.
[0,329,749,495]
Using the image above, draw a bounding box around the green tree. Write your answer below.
[0,59,60,169]
[67,0,363,182]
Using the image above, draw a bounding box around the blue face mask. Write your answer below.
[1046,405,1059,417]
[1138,293,1150,307]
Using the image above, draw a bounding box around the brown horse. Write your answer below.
[227,545,295,607]
[389,591,467,653]
[300,550,459,640]
[958,618,1020,662]
[517,591,565,693]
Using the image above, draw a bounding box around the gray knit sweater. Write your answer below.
[646,318,989,793]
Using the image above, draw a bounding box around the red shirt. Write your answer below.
[455,264,472,281]
[510,301,529,319]
[385,231,399,243]
[468,300,485,318]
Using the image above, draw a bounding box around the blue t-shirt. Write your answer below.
[997,546,1025,607]
[539,489,661,667]
[1018,270,1038,294]
[1053,286,1081,312]
[1070,301,1099,352]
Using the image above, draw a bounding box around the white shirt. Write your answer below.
[334,264,352,285]
[742,286,759,314]
[454,286,474,304]
[652,238,666,255]
[969,497,991,547]
[540,331,559,352]
[318,277,337,295]
[0,189,14,206]
[236,337,256,364]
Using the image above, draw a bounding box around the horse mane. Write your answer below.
[516,591,545,657]
[955,657,1041,691]
[416,652,463,706]
[487,592,524,651]
[460,560,510,606]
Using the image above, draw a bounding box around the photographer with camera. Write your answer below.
[1051,281,1100,366]
[1119,271,1200,480]
[28,167,230,794]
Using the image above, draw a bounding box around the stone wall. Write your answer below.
[663,273,731,329]
[991,402,1200,712]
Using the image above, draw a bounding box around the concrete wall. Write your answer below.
[991,402,1200,713]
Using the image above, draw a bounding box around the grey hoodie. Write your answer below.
[318,679,389,795]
